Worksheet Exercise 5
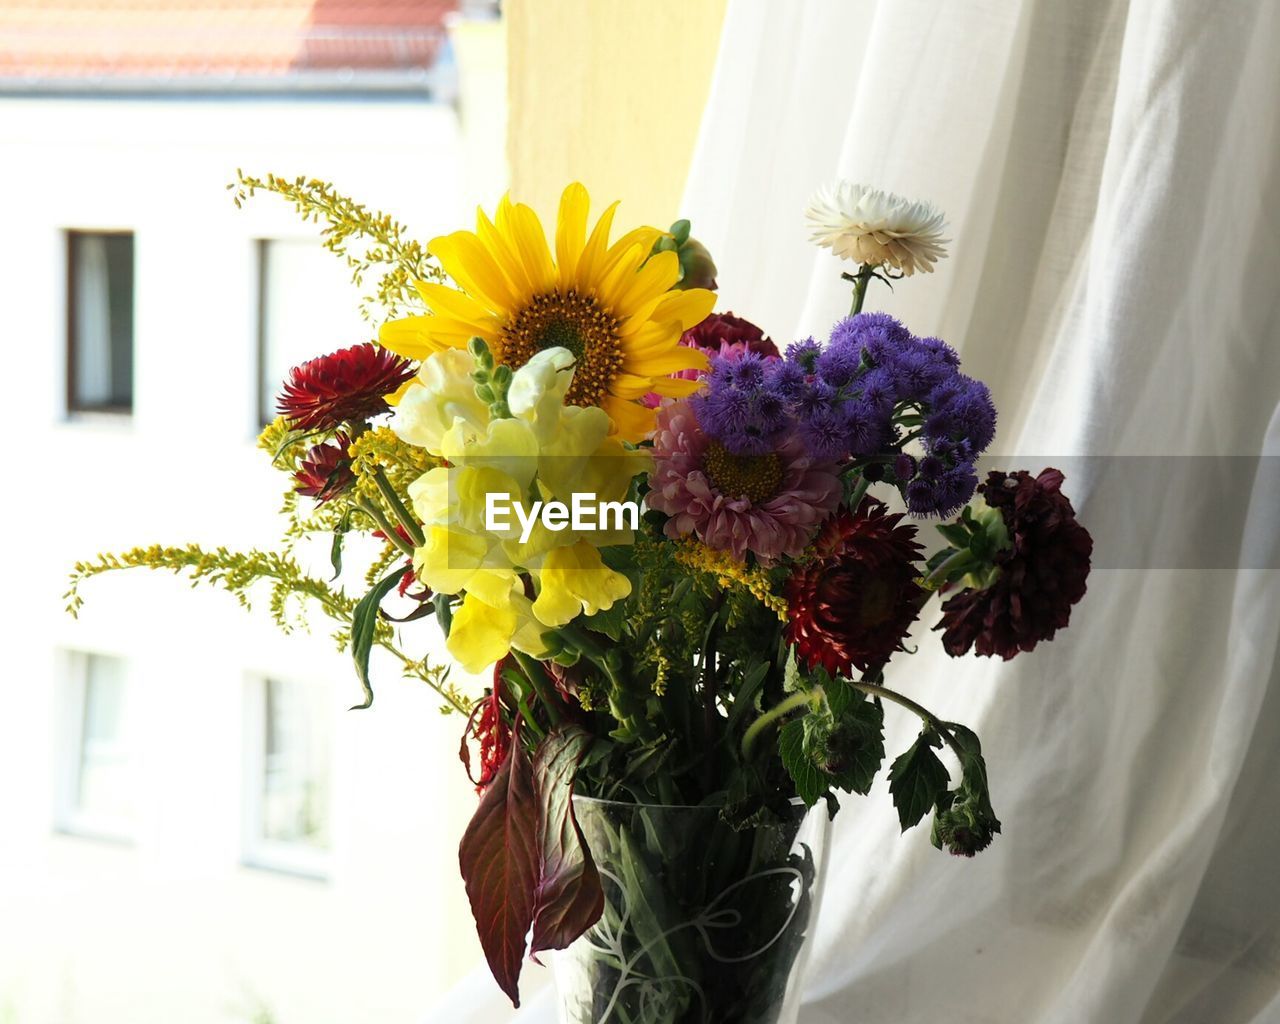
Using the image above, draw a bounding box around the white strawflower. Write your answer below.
[805,182,950,275]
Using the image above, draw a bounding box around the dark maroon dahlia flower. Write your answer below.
[681,311,779,362]
[936,468,1093,660]
[786,497,926,677]
[293,434,354,503]
[277,342,415,431]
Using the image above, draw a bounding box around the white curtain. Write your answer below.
[432,1,1280,1020]
[684,2,1280,1023]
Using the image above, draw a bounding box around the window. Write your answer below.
[57,652,133,841]
[67,231,134,414]
[244,677,333,877]
[256,239,370,427]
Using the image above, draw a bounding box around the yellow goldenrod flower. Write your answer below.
[673,539,788,620]
[379,183,716,440]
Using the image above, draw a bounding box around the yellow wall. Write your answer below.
[505,0,727,228]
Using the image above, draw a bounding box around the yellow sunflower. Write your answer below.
[379,183,716,440]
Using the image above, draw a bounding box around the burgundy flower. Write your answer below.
[786,497,926,677]
[277,342,415,431]
[293,434,354,503]
[936,468,1092,660]
[681,311,779,362]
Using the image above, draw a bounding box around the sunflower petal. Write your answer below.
[648,375,705,398]
[651,288,717,332]
[428,230,521,314]
[604,249,681,316]
[475,203,534,305]
[609,372,659,399]
[500,199,557,296]
[574,200,620,293]
[623,346,708,377]
[602,394,657,440]
[555,183,590,282]
[379,315,446,360]
[414,281,500,331]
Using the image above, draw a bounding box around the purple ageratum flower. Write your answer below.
[785,337,822,372]
[691,352,792,456]
[642,311,778,407]
[828,312,913,367]
[798,407,849,459]
[856,367,897,417]
[924,374,996,453]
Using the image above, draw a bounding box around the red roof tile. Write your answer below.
[0,0,459,81]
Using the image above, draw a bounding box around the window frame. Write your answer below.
[253,237,273,429]
[54,650,135,844]
[241,674,333,881]
[65,228,136,418]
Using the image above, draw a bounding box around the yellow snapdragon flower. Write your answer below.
[393,347,649,673]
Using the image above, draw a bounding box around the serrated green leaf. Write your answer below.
[887,731,951,831]
[779,718,825,806]
[349,570,403,710]
[824,676,860,715]
[828,699,885,795]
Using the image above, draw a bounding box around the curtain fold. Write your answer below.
[683,2,1280,1023]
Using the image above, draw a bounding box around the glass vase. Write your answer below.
[553,796,830,1024]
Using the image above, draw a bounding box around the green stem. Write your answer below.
[371,466,425,547]
[848,680,965,765]
[846,472,872,510]
[741,689,817,759]
[512,650,565,728]
[847,264,878,315]
[356,498,415,558]
[925,548,977,588]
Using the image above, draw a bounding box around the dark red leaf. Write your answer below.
[457,732,538,1007]
[530,726,604,955]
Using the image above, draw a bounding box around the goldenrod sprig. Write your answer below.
[65,544,469,714]
[229,171,445,320]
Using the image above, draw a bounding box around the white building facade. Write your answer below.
[0,63,499,1024]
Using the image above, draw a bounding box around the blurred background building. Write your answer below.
[0,1,723,1021]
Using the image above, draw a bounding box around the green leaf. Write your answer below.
[887,731,951,831]
[824,675,859,716]
[433,592,454,636]
[935,523,971,547]
[329,508,352,581]
[779,718,825,806]
[825,699,885,796]
[348,570,403,710]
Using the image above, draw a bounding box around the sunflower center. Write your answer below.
[703,440,784,505]
[500,290,622,408]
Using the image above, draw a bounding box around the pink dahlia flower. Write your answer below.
[649,400,842,562]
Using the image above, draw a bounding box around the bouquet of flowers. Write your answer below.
[69,177,1092,1021]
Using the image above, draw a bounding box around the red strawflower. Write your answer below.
[293,434,354,503]
[936,468,1092,660]
[786,497,926,677]
[277,342,415,431]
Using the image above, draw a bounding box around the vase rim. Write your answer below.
[571,793,809,814]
